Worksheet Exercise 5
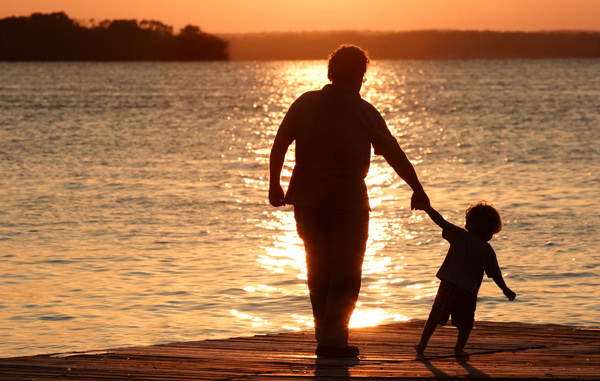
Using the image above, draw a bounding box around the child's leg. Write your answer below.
[415,318,438,354]
[454,326,472,356]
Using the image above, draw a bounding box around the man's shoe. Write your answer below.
[315,345,359,358]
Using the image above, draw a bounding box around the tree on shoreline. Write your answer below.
[0,12,228,61]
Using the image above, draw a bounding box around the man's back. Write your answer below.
[277,84,399,209]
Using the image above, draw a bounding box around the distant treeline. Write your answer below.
[3,13,599,61]
[0,12,228,61]
[225,30,600,60]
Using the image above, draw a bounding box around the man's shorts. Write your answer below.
[428,280,477,329]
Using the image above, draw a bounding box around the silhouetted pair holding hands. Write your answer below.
[269,45,515,359]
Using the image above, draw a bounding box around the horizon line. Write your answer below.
[2,12,599,36]
[218,28,600,36]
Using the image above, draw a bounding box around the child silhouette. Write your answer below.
[415,201,516,358]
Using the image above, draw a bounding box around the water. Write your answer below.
[0,60,598,358]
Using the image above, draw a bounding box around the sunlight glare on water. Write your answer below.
[244,59,600,334]
[251,61,434,330]
[255,62,463,331]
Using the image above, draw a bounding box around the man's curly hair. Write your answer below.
[327,45,370,83]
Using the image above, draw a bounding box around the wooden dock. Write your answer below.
[1,321,598,380]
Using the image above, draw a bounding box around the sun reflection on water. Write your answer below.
[236,61,477,334]
[349,308,410,328]
[237,61,447,333]
[260,210,306,279]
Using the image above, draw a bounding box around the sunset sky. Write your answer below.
[3,0,600,34]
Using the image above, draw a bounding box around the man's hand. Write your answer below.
[269,183,286,207]
[410,189,430,210]
[503,288,516,301]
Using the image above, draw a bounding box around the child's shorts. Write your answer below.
[428,280,477,329]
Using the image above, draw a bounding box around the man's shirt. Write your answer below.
[273,84,399,209]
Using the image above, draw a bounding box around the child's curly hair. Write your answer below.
[464,201,503,236]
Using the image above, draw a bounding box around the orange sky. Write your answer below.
[3,0,600,34]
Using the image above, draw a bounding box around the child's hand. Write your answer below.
[503,288,516,301]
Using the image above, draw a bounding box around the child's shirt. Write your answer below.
[436,223,502,296]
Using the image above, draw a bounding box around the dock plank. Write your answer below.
[1,321,598,380]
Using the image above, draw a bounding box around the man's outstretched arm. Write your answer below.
[383,147,430,210]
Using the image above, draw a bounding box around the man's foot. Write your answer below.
[315,345,359,358]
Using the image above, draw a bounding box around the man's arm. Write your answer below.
[268,97,302,207]
[492,275,517,301]
[268,137,290,207]
[383,147,429,210]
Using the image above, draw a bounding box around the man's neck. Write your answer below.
[331,80,362,93]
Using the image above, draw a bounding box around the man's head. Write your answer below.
[464,201,503,241]
[327,45,370,90]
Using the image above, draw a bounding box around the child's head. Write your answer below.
[464,201,503,241]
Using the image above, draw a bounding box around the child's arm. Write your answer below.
[424,205,451,230]
[492,275,517,301]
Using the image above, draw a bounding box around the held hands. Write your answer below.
[410,189,430,210]
[269,183,285,207]
[503,288,517,301]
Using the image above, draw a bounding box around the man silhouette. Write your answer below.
[269,45,429,358]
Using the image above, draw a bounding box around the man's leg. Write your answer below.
[294,207,331,343]
[318,208,369,348]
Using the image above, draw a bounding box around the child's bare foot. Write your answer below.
[454,349,470,358]
[414,344,425,355]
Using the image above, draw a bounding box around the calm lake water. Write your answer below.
[0,60,598,358]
